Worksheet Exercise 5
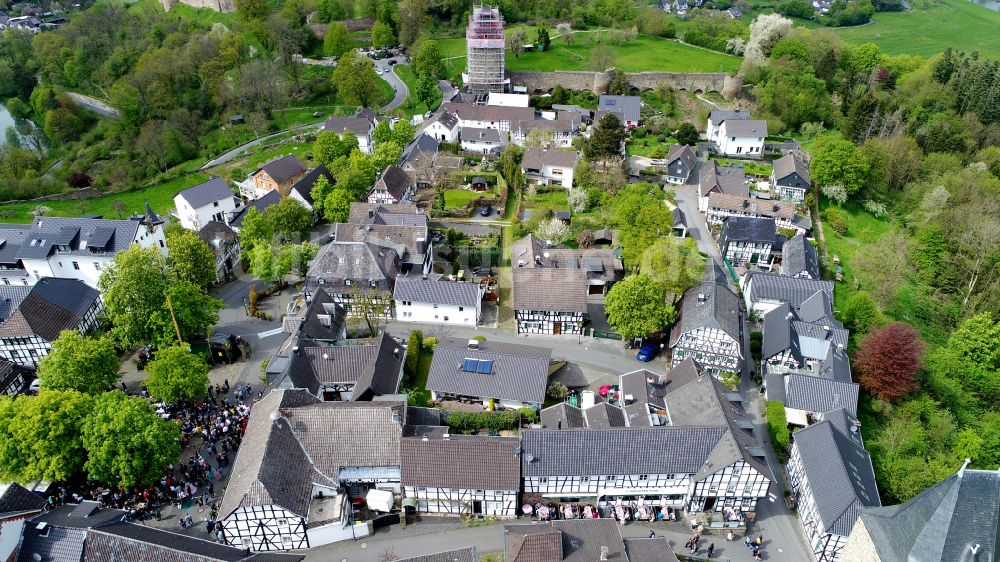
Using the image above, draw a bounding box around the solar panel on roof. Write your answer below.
[462,358,478,372]
[476,359,493,374]
[70,502,98,517]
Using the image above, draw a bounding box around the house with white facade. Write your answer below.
[717,119,767,156]
[323,114,375,154]
[0,278,102,368]
[718,216,778,268]
[782,233,820,279]
[288,164,335,213]
[440,102,534,133]
[706,110,751,143]
[174,177,239,232]
[197,221,241,284]
[219,389,405,551]
[520,147,578,188]
[771,153,811,203]
[705,193,812,234]
[393,277,483,326]
[425,338,550,410]
[598,95,642,128]
[698,161,748,213]
[742,271,834,316]
[367,165,414,205]
[425,111,460,143]
[509,116,578,148]
[3,213,166,290]
[302,240,402,319]
[401,434,520,518]
[460,127,503,155]
[669,277,743,377]
[286,332,405,401]
[250,155,308,199]
[663,144,698,185]
[787,408,880,562]
[0,224,38,286]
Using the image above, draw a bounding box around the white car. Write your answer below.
[376,67,384,75]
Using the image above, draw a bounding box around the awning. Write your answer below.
[401,497,417,508]
[366,489,394,513]
[785,407,809,427]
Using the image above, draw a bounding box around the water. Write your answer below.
[0,103,14,147]
[971,0,1000,11]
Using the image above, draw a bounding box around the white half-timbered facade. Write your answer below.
[669,279,744,377]
[689,460,770,513]
[523,473,692,509]
[0,278,102,368]
[405,487,517,517]
[224,505,310,552]
[514,309,584,335]
[670,326,741,376]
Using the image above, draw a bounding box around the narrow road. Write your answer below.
[377,56,409,111]
[201,121,325,169]
[66,92,119,119]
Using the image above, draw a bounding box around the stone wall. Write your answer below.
[161,0,236,13]
[508,70,743,100]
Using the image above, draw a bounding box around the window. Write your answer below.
[639,475,649,481]
[539,478,548,484]
[277,518,288,526]
[443,316,449,321]
[213,201,220,207]
[94,262,101,270]
[242,538,252,547]
[459,306,464,311]
[159,240,165,248]
[281,536,292,545]
[345,279,352,286]
[72,262,80,270]
[580,476,589,483]
[433,304,438,309]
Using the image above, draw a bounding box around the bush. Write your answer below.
[445,411,520,433]
[518,407,539,425]
[404,330,423,382]
[823,207,849,235]
[422,336,438,351]
[472,335,487,341]
[766,400,791,461]
[547,382,569,400]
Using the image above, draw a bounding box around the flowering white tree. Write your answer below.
[569,189,589,213]
[744,14,792,67]
[726,37,746,56]
[821,184,848,205]
[535,217,571,244]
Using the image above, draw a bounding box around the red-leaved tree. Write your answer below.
[855,322,924,402]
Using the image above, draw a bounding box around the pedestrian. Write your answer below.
[648,531,656,538]
[755,534,763,546]
[726,530,734,542]
[696,524,704,536]
[745,536,753,549]
[707,543,715,558]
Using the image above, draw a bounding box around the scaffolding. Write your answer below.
[465,4,507,95]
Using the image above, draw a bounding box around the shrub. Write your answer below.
[720,371,741,390]
[404,330,423,381]
[863,199,888,217]
[823,207,849,235]
[766,400,791,461]
[820,184,849,205]
[422,336,438,351]
[518,407,539,425]
[445,411,520,433]
[547,382,569,401]
[472,335,487,341]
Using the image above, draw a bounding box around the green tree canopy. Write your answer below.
[675,123,699,147]
[314,131,358,169]
[166,229,217,288]
[237,206,273,260]
[310,175,335,215]
[148,281,224,348]
[412,39,444,79]
[392,119,415,147]
[810,137,870,195]
[323,23,352,57]
[323,188,352,223]
[372,119,392,147]
[263,197,313,241]
[370,21,396,48]
[414,74,440,111]
[332,52,386,108]
[585,113,625,159]
[145,345,210,404]
[638,237,705,296]
[604,274,676,339]
[99,245,168,348]
[82,391,181,488]
[37,331,120,394]
[0,390,94,482]
[612,183,676,266]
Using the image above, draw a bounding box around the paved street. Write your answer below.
[376,56,409,111]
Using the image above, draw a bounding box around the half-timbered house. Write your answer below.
[367,166,414,205]
[668,279,744,377]
[718,216,778,269]
[286,332,405,401]
[698,161,747,213]
[742,271,834,316]
[401,434,520,518]
[771,153,811,203]
[787,409,880,562]
[781,233,819,279]
[425,338,550,410]
[302,240,401,319]
[0,278,102,368]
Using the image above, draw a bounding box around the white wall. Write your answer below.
[305,521,369,548]
[717,127,764,156]
[461,137,501,154]
[395,300,479,326]
[0,517,28,561]
[426,121,458,142]
[174,195,237,232]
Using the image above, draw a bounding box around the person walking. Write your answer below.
[707,543,715,558]
[726,530,734,542]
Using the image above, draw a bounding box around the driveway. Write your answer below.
[673,175,722,262]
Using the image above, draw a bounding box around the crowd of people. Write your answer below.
[44,379,257,538]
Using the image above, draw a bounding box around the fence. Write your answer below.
[584,328,622,340]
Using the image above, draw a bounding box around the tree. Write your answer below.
[37,331,120,394]
[536,25,551,51]
[535,217,572,244]
[373,119,392,147]
[930,313,1000,408]
[332,52,387,108]
[843,291,883,334]
[237,206,274,260]
[607,70,630,96]
[810,137,870,195]
[404,330,423,381]
[508,30,526,59]
[43,108,83,144]
[414,74,440,111]
[99,246,168,348]
[350,287,392,337]
[236,0,269,20]
[323,23,352,57]
[371,21,396,49]
[166,229,217,289]
[744,14,792,67]
[589,45,616,71]
[82,391,181,488]
[638,238,704,296]
[412,39,444,79]
[604,274,676,339]
[264,197,313,241]
[585,113,625,159]
[148,281,224,348]
[145,345,210,404]
[373,142,403,172]
[323,188,352,222]
[310,176,335,216]
[612,183,675,266]
[314,131,358,168]
[0,390,94,483]
[392,120,415,147]
[675,123,699,147]
[855,322,924,402]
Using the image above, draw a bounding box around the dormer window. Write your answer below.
[345,279,352,286]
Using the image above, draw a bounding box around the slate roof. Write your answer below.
[505,523,564,562]
[746,271,834,308]
[11,216,141,259]
[0,482,45,516]
[512,267,588,313]
[520,427,726,478]
[624,537,681,562]
[304,240,402,294]
[0,224,31,266]
[709,110,751,124]
[426,338,551,405]
[440,102,535,125]
[433,111,459,130]
[397,547,478,562]
[772,153,810,184]
[29,501,126,528]
[0,284,32,321]
[289,164,335,206]
[372,166,411,201]
[855,466,1000,562]
[255,154,306,185]
[792,408,880,537]
[297,289,346,343]
[666,144,697,169]
[721,119,768,138]
[784,373,858,415]
[394,277,481,308]
[598,95,641,123]
[323,116,373,137]
[722,216,776,244]
[506,519,630,562]
[333,222,427,266]
[401,435,520,491]
[0,278,100,341]
[513,116,577,135]
[85,520,282,562]
[521,147,579,170]
[348,202,424,225]
[197,221,239,257]
[229,190,281,228]
[460,127,503,144]
[707,193,801,222]
[176,177,233,209]
[699,161,748,198]
[16,524,87,562]
[540,402,587,429]
[669,281,743,347]
[619,368,669,409]
[288,332,404,400]
[782,234,819,278]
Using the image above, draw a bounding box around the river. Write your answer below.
[971,0,1000,10]
[0,103,14,148]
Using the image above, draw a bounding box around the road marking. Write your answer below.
[257,327,284,339]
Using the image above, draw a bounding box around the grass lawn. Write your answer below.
[528,190,569,210]
[713,157,773,177]
[444,188,485,208]
[376,75,395,107]
[271,104,355,129]
[626,136,676,158]
[0,172,210,224]
[833,0,1000,59]
[393,64,442,117]
[407,348,434,407]
[818,199,893,312]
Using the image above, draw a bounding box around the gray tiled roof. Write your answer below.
[540,402,586,429]
[782,234,819,278]
[229,190,281,228]
[792,409,880,537]
[746,271,833,308]
[857,467,1000,562]
[197,221,239,258]
[619,369,668,409]
[460,127,502,144]
[441,102,535,125]
[582,401,626,428]
[0,278,100,341]
[256,154,307,185]
[394,277,481,308]
[624,537,681,562]
[512,267,588,313]
[721,119,768,138]
[722,216,776,244]
[709,110,751,123]
[401,435,520,490]
[598,95,641,123]
[0,285,31,321]
[699,161,747,198]
[708,194,799,221]
[12,216,140,260]
[289,164,334,206]
[333,222,427,267]
[520,427,725,477]
[434,111,459,130]
[513,116,577,135]
[0,224,31,266]
[348,202,424,225]
[426,338,551,405]
[288,332,403,400]
[176,177,233,209]
[666,144,697,170]
[297,289,346,343]
[304,240,401,294]
[772,153,810,184]
[0,482,45,516]
[784,374,858,415]
[372,165,411,201]
[85,521,263,562]
[397,547,477,562]
[669,281,742,346]
[323,116,373,136]
[521,147,579,170]
[29,501,125,528]
[16,525,87,562]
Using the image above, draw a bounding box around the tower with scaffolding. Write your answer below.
[464,4,509,98]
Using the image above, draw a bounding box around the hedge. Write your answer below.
[445,411,520,433]
[766,400,791,461]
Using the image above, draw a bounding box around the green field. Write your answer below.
[438,32,741,77]
[834,0,1000,59]
[819,199,893,312]
[393,64,442,117]
[444,188,484,208]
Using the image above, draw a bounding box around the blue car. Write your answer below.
[636,342,659,362]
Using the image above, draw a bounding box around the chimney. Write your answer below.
[959,458,972,478]
[600,546,609,561]
[468,339,480,349]
[558,420,562,429]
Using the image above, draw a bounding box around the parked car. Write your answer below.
[649,159,665,166]
[480,205,493,217]
[388,59,398,66]
[636,342,660,362]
